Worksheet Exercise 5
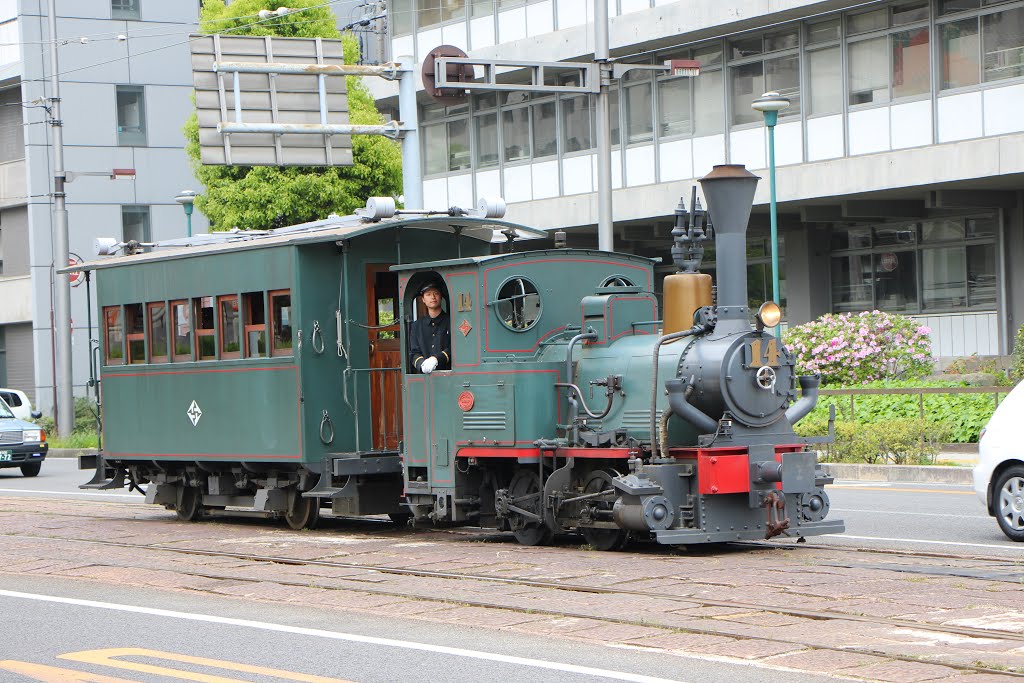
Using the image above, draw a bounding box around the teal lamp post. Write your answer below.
[751,92,789,337]
[175,190,196,238]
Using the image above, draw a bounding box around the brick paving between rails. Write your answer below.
[0,498,1021,682]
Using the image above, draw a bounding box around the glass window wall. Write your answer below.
[830,217,997,314]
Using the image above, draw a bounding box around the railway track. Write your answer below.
[1,504,1021,679]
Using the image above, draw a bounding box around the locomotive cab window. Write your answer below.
[104,306,124,364]
[494,276,542,331]
[601,276,635,288]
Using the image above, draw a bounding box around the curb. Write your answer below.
[823,463,973,485]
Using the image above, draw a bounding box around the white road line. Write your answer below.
[0,489,139,498]
[836,534,1023,551]
[831,507,989,519]
[0,589,687,683]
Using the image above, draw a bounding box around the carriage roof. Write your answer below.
[64,214,549,273]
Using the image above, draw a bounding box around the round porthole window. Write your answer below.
[601,276,635,288]
[495,277,542,331]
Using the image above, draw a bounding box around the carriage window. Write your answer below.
[125,304,146,364]
[243,292,267,357]
[195,296,216,360]
[104,306,123,364]
[270,290,293,356]
[171,300,192,361]
[495,277,542,331]
[601,276,635,287]
[219,295,240,359]
[148,302,168,363]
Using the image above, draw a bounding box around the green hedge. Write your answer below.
[797,379,1000,444]
[795,418,950,464]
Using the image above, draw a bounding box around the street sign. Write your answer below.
[190,34,352,166]
[68,255,84,287]
[421,45,474,104]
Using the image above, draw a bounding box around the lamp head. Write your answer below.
[751,91,790,114]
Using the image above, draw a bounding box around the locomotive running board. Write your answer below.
[652,518,846,544]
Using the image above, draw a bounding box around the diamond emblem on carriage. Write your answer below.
[459,319,472,336]
[187,400,203,427]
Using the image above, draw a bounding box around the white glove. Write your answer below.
[421,356,438,374]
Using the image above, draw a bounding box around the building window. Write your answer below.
[848,4,931,106]
[474,112,499,167]
[728,28,800,126]
[623,70,654,144]
[121,205,150,244]
[0,87,25,164]
[531,100,557,157]
[830,217,997,315]
[808,47,842,115]
[112,0,140,20]
[0,225,4,275]
[561,93,592,152]
[116,85,147,146]
[502,105,531,162]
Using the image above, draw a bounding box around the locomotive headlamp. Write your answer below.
[756,301,782,331]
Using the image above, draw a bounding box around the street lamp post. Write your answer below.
[175,190,196,237]
[751,91,789,338]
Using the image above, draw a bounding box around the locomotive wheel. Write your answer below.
[580,470,630,552]
[508,470,552,546]
[285,490,320,531]
[175,485,203,522]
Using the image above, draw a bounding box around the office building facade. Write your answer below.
[386,0,1024,361]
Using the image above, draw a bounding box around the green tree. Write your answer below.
[184,0,403,231]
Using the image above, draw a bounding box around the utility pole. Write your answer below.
[47,0,73,437]
[594,0,613,252]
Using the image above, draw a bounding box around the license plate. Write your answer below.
[0,451,11,461]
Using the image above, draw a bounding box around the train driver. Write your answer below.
[409,280,451,374]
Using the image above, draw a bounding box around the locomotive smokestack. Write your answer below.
[699,165,760,318]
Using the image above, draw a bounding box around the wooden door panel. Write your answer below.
[367,266,403,451]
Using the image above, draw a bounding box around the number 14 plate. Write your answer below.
[0,451,11,461]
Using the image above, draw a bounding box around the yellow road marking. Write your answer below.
[830,485,974,495]
[59,648,355,683]
[0,660,141,682]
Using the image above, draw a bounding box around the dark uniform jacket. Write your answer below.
[409,311,451,372]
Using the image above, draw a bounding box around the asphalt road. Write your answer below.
[0,573,851,683]
[1,459,1019,557]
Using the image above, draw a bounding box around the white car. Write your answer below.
[0,389,41,422]
[973,381,1024,542]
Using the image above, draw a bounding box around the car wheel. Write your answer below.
[20,463,41,477]
[993,465,1024,542]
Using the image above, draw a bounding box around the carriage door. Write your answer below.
[366,265,402,451]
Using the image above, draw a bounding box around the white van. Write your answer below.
[973,381,1024,541]
[0,389,41,422]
